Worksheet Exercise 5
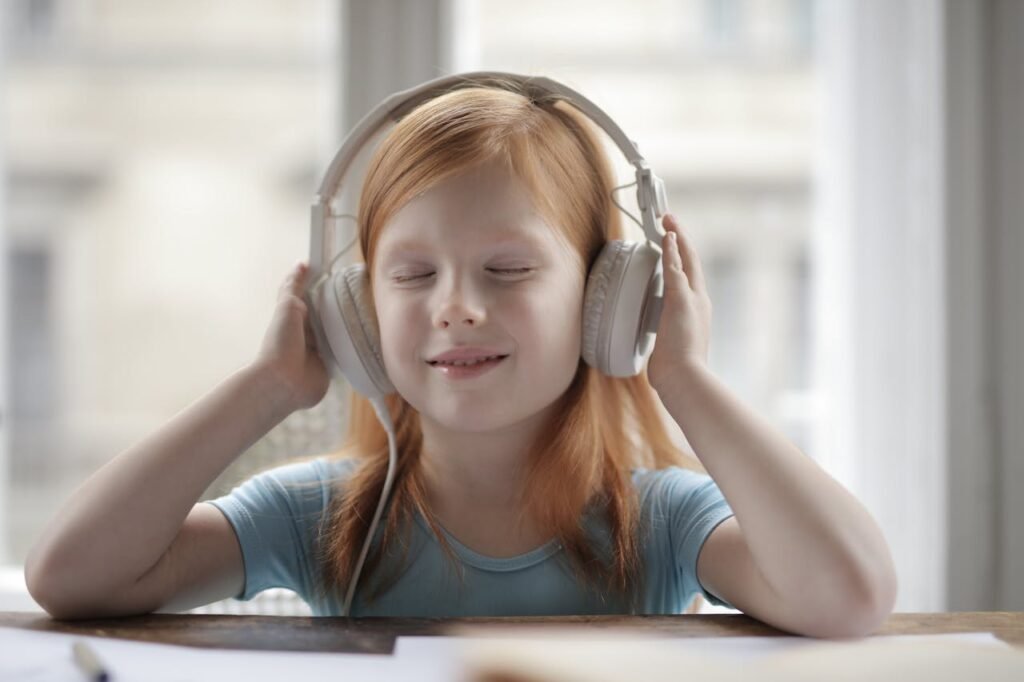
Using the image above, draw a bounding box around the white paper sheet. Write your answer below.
[395,630,1008,667]
[398,630,1022,682]
[0,625,1014,682]
[0,626,436,682]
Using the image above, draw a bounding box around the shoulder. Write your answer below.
[223,456,361,513]
[266,455,360,485]
[631,465,722,509]
[254,455,359,484]
[630,465,733,540]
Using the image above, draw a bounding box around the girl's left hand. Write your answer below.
[646,213,713,394]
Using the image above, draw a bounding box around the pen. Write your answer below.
[72,641,111,682]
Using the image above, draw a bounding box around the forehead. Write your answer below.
[376,162,570,256]
[379,226,551,256]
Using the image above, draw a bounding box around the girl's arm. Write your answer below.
[646,215,896,637]
[24,263,328,618]
[657,362,898,638]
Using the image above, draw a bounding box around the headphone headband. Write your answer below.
[309,71,667,281]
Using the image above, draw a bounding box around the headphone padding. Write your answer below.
[582,240,663,377]
[320,264,394,399]
[581,240,631,373]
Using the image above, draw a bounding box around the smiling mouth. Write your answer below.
[427,354,509,367]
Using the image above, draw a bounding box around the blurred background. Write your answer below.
[0,0,1020,616]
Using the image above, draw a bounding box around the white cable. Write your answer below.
[341,396,398,617]
[304,212,392,616]
[611,180,643,229]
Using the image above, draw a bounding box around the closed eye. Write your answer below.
[393,267,534,283]
[393,273,430,283]
[491,267,534,276]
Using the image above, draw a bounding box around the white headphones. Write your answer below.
[302,71,669,616]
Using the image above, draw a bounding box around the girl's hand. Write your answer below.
[253,262,330,411]
[646,214,713,394]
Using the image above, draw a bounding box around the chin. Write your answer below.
[426,398,518,431]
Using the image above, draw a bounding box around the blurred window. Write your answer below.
[2,0,338,566]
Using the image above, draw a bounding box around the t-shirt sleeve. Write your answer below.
[657,466,738,610]
[205,458,338,602]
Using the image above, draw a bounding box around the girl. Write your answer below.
[24,79,897,638]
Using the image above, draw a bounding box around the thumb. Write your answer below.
[279,261,309,300]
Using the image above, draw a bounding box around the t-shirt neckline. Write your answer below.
[412,508,563,572]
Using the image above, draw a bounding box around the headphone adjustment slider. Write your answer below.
[636,165,668,219]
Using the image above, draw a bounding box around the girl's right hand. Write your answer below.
[253,262,330,412]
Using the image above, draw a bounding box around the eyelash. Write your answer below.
[394,267,534,283]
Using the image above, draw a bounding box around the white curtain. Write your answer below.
[813,0,1024,611]
[0,1,11,565]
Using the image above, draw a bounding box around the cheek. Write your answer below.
[554,293,584,356]
[373,297,420,367]
[519,283,584,358]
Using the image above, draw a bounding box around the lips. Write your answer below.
[427,354,509,367]
[428,354,508,380]
[427,346,511,364]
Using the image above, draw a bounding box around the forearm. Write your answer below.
[655,362,896,610]
[25,363,294,602]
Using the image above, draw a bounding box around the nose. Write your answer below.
[431,275,487,329]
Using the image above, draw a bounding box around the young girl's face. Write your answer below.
[371,159,586,433]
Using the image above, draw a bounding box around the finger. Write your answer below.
[663,214,707,296]
[662,229,691,290]
[280,261,309,299]
[303,312,318,352]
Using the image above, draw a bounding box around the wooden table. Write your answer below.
[2,611,1022,654]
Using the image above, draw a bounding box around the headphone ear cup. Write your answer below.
[582,240,629,373]
[582,240,664,377]
[310,263,395,399]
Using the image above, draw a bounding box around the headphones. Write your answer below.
[302,72,669,616]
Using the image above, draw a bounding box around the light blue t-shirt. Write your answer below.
[207,457,736,616]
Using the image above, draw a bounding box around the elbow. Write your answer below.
[26,552,165,621]
[24,564,73,620]
[24,561,80,620]
[805,563,899,639]
[23,550,59,617]
[856,562,899,635]
[836,580,897,639]
[24,553,110,621]
[27,582,113,621]
[852,549,899,633]
[24,543,70,618]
